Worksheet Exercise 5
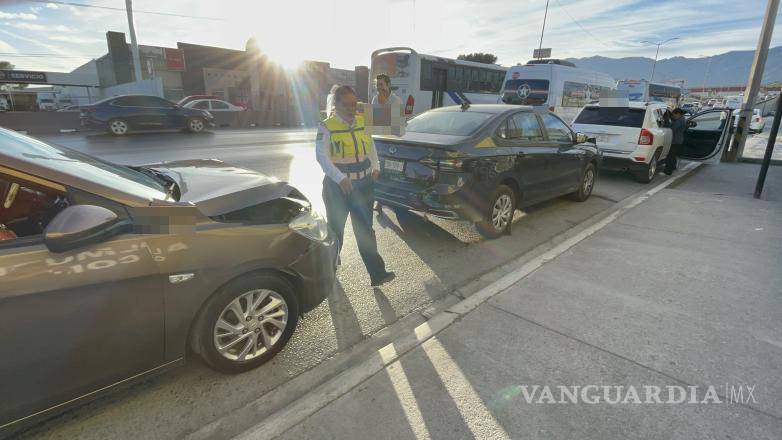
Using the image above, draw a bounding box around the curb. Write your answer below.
[232,162,704,439]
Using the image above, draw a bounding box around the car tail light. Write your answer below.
[420,158,469,172]
[548,106,556,112]
[638,128,654,146]
[405,95,414,115]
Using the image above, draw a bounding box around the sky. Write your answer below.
[0,0,780,72]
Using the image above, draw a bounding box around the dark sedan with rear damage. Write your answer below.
[374,104,600,238]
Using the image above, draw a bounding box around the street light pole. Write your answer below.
[125,0,143,83]
[641,37,680,82]
[700,54,712,100]
[538,0,550,60]
[725,0,779,162]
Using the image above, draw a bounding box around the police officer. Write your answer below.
[316,85,395,286]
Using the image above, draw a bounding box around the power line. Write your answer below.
[22,0,226,21]
[552,0,611,48]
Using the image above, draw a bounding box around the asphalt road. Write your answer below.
[15,128,681,439]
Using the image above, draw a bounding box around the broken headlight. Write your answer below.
[289,209,329,241]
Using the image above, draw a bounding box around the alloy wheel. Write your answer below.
[110,120,128,135]
[491,194,513,231]
[213,289,288,362]
[189,118,204,132]
[583,168,595,195]
[648,159,657,180]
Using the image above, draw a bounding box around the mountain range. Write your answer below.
[565,46,782,87]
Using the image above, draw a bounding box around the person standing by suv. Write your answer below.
[316,86,395,287]
[665,108,687,175]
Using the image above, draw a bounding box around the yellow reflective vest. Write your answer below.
[323,114,374,180]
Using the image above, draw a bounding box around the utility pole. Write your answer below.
[641,37,679,82]
[700,55,713,100]
[724,0,780,162]
[538,0,550,60]
[754,91,782,198]
[125,0,143,83]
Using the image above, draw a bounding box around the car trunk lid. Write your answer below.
[374,133,468,187]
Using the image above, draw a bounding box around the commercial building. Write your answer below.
[1,31,369,126]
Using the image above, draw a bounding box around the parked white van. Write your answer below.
[499,59,616,122]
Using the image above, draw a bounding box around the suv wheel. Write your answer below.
[569,162,596,202]
[635,150,660,184]
[476,184,516,239]
[195,273,299,374]
[108,119,129,136]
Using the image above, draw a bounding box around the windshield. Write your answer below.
[406,111,494,136]
[501,79,549,105]
[1,128,169,198]
[574,107,646,128]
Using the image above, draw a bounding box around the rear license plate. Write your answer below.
[384,159,405,173]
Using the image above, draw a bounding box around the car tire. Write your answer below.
[635,150,660,184]
[186,117,206,133]
[569,162,596,202]
[195,273,299,374]
[108,118,129,136]
[476,184,516,239]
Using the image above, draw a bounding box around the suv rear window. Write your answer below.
[574,107,646,128]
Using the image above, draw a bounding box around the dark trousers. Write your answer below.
[665,143,682,173]
[323,176,387,279]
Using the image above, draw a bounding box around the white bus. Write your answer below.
[617,80,682,108]
[499,59,616,122]
[370,47,508,116]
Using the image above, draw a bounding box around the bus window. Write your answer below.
[372,53,411,81]
[501,79,549,106]
[420,60,433,90]
[562,81,589,108]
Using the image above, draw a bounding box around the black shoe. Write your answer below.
[370,271,395,287]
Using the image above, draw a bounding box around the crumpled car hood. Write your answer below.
[145,159,295,217]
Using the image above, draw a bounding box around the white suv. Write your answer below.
[572,102,671,183]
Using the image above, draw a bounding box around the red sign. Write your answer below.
[165,48,186,71]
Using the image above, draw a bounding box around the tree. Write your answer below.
[457,53,498,64]
[0,61,14,70]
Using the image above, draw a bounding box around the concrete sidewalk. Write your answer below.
[245,163,782,440]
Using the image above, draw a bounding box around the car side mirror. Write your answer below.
[44,205,129,253]
[575,132,594,144]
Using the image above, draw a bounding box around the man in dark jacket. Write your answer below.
[665,108,687,175]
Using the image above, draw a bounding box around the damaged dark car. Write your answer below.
[0,128,337,432]
[374,105,600,238]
